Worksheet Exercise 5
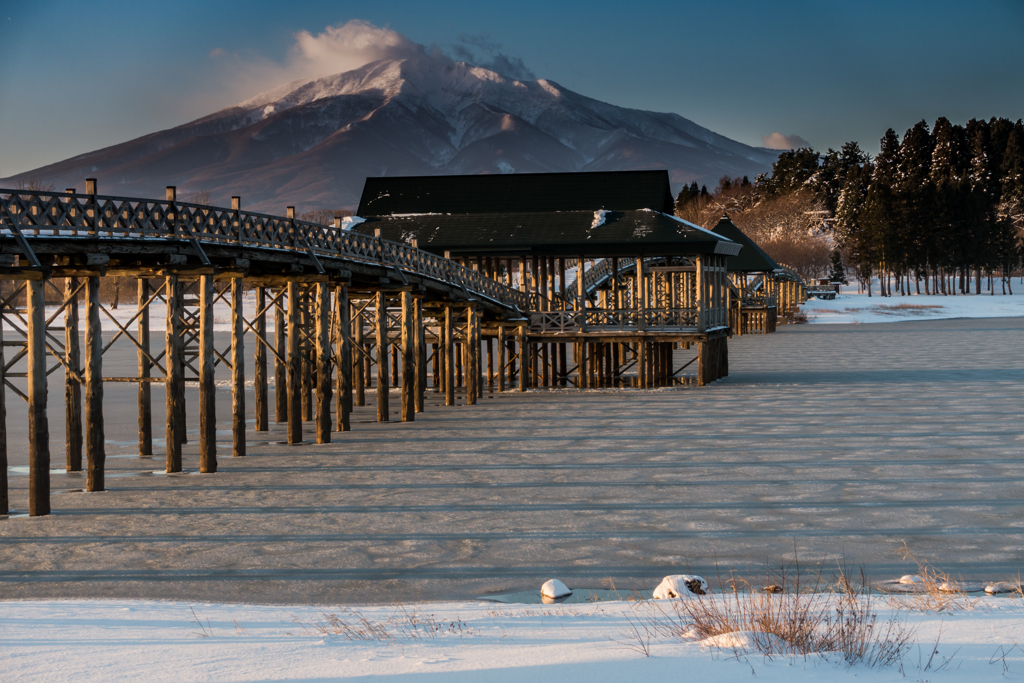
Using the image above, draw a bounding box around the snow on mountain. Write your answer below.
[2,53,780,213]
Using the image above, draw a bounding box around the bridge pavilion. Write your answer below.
[355,170,742,389]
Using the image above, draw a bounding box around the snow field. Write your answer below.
[2,597,1023,682]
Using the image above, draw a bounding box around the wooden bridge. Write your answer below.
[0,178,754,518]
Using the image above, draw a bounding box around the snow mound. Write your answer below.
[653,574,708,599]
[540,579,572,599]
[700,630,792,653]
[338,216,365,231]
[899,575,923,584]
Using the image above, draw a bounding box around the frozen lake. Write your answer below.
[2,317,1023,603]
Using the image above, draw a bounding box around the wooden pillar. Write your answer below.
[517,326,528,392]
[135,278,152,456]
[336,285,352,431]
[198,275,217,473]
[231,278,246,457]
[301,291,313,422]
[486,338,493,389]
[497,326,506,392]
[274,292,287,422]
[84,276,104,493]
[0,315,6,515]
[465,305,477,405]
[315,282,332,443]
[27,281,50,515]
[401,291,415,422]
[444,305,455,406]
[65,277,83,470]
[165,275,183,473]
[376,291,389,421]
[287,281,302,443]
[414,296,425,413]
[352,301,364,406]
[697,340,708,386]
[254,287,268,431]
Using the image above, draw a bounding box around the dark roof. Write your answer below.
[357,170,675,216]
[710,215,779,272]
[357,210,741,258]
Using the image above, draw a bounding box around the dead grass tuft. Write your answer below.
[884,543,980,613]
[296,604,471,644]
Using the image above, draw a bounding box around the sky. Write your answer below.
[1,0,1023,178]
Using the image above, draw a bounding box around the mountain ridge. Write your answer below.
[2,54,780,213]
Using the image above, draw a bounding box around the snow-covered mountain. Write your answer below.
[3,54,780,212]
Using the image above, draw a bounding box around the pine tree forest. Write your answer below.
[675,117,1024,296]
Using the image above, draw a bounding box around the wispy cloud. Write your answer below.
[761,132,811,150]
[449,33,535,80]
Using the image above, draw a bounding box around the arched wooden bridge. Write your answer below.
[0,181,749,517]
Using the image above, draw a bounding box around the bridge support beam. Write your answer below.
[375,291,389,422]
[444,306,455,406]
[65,277,83,471]
[231,277,246,457]
[85,276,105,491]
[335,285,351,432]
[414,296,425,413]
[254,286,268,432]
[199,275,217,472]
[352,301,364,407]
[496,326,506,393]
[401,291,415,422]
[314,282,331,443]
[136,278,152,457]
[27,280,50,516]
[287,281,302,444]
[165,275,183,473]
[275,291,287,423]
[465,305,477,406]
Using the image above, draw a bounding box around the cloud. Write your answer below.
[761,132,812,150]
[287,20,424,79]
[449,33,536,80]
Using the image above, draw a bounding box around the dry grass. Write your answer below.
[884,544,980,613]
[295,604,471,644]
[874,304,945,311]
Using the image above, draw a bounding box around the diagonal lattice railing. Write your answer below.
[0,189,529,313]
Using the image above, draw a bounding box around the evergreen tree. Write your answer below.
[828,250,848,284]
[757,148,821,198]
[896,120,935,292]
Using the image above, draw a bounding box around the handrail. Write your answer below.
[0,189,528,313]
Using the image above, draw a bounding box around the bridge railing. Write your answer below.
[0,189,529,312]
[529,307,700,334]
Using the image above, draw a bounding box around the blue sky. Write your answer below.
[2,0,1023,177]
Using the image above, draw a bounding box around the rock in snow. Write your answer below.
[653,574,708,599]
[540,579,572,599]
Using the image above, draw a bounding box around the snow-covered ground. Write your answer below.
[2,597,1022,682]
[803,280,1024,324]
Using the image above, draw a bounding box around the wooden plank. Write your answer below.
[0,314,7,515]
[231,277,246,456]
[84,276,105,491]
[136,278,152,456]
[401,291,414,422]
[375,291,389,422]
[336,285,351,431]
[65,276,83,470]
[274,292,287,423]
[198,274,217,472]
[165,275,183,472]
[27,280,50,515]
[287,281,302,443]
[315,282,332,443]
[254,286,268,431]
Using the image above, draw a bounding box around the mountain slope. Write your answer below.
[3,55,780,213]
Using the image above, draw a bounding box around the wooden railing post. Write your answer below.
[198,274,217,472]
[65,276,83,470]
[27,279,50,516]
[314,282,331,443]
[231,276,246,456]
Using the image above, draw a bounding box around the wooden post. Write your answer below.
[444,305,455,406]
[274,292,287,422]
[0,314,6,515]
[165,276,183,473]
[465,305,477,405]
[135,278,152,456]
[198,275,217,473]
[352,300,365,406]
[518,325,528,392]
[401,290,415,421]
[414,296,425,413]
[254,287,268,431]
[336,285,352,431]
[83,276,104,492]
[287,281,302,443]
[65,277,83,469]
[301,291,312,422]
[315,282,332,443]
[26,280,50,515]
[497,325,506,392]
[375,291,389,422]
[231,277,246,457]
